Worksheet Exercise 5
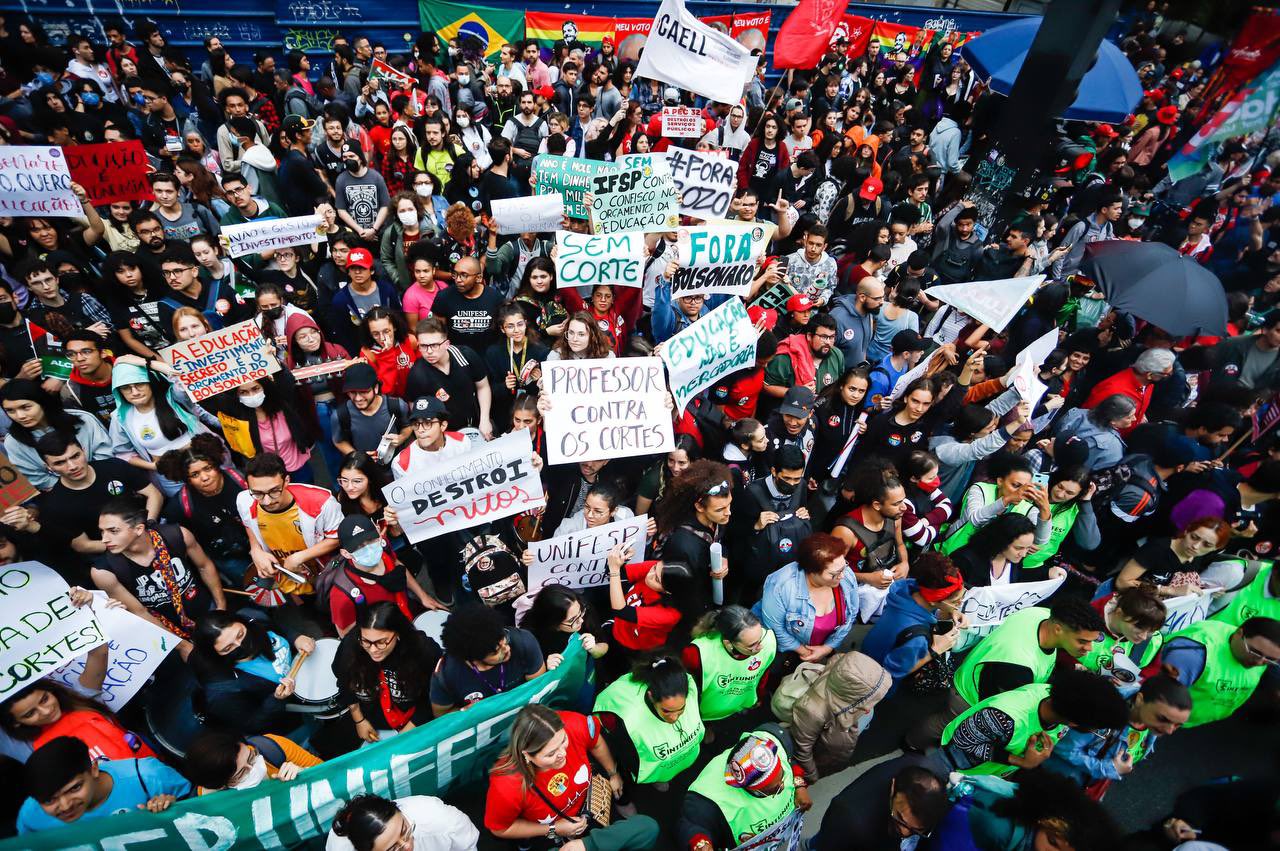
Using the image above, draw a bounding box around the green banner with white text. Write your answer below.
[4,640,589,850]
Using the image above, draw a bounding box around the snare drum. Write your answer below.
[289,638,345,719]
[414,610,449,644]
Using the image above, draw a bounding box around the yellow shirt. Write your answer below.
[256,503,314,594]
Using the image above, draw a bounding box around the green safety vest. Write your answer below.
[942,683,1063,777]
[1022,503,1080,569]
[1169,619,1267,728]
[593,674,705,784]
[939,482,1035,556]
[1080,628,1163,678]
[692,631,778,721]
[1213,562,1280,626]
[688,730,795,847]
[954,607,1055,707]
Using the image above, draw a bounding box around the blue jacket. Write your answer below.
[860,581,937,694]
[754,561,859,653]
[1043,713,1156,786]
[651,276,729,343]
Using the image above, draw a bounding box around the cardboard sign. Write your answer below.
[369,57,414,89]
[0,562,106,702]
[219,214,323,258]
[927,275,1043,333]
[491,193,564,235]
[543,358,675,464]
[0,146,80,217]
[161,318,282,401]
[637,0,758,105]
[1009,325,1059,408]
[953,575,1065,652]
[623,149,736,220]
[672,223,768,297]
[589,159,680,235]
[533,154,614,219]
[49,593,178,711]
[0,458,37,510]
[64,141,153,205]
[661,298,759,414]
[555,231,646,289]
[527,515,648,592]
[384,430,546,544]
[661,106,703,138]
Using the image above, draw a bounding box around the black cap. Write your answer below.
[338,514,381,552]
[343,362,379,393]
[892,329,927,354]
[779,386,816,418]
[409,396,449,422]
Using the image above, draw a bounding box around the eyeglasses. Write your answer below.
[889,798,932,838]
[225,185,249,195]
[704,480,731,497]
[161,266,193,278]
[419,340,447,351]
[359,634,398,651]
[560,609,585,629]
[335,477,365,488]
[1244,641,1280,666]
[248,484,285,500]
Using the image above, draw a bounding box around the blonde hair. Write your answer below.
[492,704,564,789]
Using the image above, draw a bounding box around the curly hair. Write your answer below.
[444,202,475,243]
[654,459,733,536]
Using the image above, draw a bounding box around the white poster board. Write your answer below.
[543,358,675,464]
[49,594,178,710]
[672,223,768,297]
[0,146,80,217]
[555,231,646,289]
[527,515,648,592]
[219,215,323,258]
[953,575,1066,652]
[661,298,759,414]
[0,562,106,702]
[589,159,680,235]
[491,193,564,235]
[160,318,282,401]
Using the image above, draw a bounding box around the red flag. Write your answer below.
[773,0,845,70]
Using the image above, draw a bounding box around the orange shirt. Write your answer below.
[34,709,155,763]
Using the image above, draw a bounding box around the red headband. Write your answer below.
[919,574,964,603]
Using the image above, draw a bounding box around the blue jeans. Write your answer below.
[313,398,345,480]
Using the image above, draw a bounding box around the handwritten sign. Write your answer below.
[954,575,1065,652]
[383,429,545,544]
[0,146,80,217]
[64,141,152,204]
[589,159,679,235]
[528,515,648,592]
[0,458,37,510]
[555,231,646,289]
[533,154,614,219]
[662,298,759,414]
[1160,589,1213,634]
[219,215,322,258]
[491,193,564,235]
[0,562,106,702]
[291,359,357,382]
[661,106,703,138]
[927,275,1043,334]
[543,358,674,464]
[672,223,767,297]
[623,149,736,220]
[369,57,414,89]
[161,318,281,401]
[49,594,177,711]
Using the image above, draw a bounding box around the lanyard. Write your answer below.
[468,661,506,695]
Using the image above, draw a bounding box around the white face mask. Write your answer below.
[231,753,268,789]
[415,185,432,199]
[398,209,419,226]
[239,391,266,409]
[1128,217,1146,230]
[855,708,874,734]
[456,115,470,128]
[457,74,470,85]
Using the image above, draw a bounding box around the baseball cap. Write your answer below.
[786,294,814,313]
[746,305,777,331]
[1053,435,1090,471]
[891,329,927,354]
[1156,105,1179,125]
[1143,88,1165,102]
[409,396,449,422]
[282,114,315,134]
[338,514,382,552]
[784,96,803,112]
[859,176,884,201]
[534,85,555,99]
[779,386,816,418]
[343,362,379,393]
[663,86,681,105]
[602,36,614,47]
[347,247,374,269]
[1094,123,1118,139]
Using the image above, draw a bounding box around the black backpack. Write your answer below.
[462,533,526,607]
[1090,454,1159,513]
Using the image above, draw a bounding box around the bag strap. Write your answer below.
[893,623,934,649]
[528,766,588,824]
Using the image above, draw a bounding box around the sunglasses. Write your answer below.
[704,480,731,497]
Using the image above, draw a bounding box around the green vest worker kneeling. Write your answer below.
[595,655,706,787]
[1163,616,1280,728]
[683,606,778,722]
[941,670,1129,777]
[679,727,811,851]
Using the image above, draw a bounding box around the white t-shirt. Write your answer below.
[326,796,479,851]
[126,407,191,457]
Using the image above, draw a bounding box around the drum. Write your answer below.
[414,610,449,644]
[289,638,345,719]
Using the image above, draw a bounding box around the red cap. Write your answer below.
[534,85,555,99]
[859,177,883,201]
[602,36,614,47]
[347,247,374,269]
[1157,105,1179,125]
[1171,67,1184,79]
[786,293,814,313]
[1094,123,1118,138]
[746,305,777,331]
[1143,88,1165,102]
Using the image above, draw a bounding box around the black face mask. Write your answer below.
[774,478,798,495]
[262,306,284,321]
[0,303,16,323]
[344,159,362,173]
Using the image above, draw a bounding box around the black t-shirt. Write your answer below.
[109,290,174,353]
[404,345,486,429]
[66,377,118,426]
[333,631,442,730]
[94,522,213,627]
[428,627,543,709]
[162,477,250,562]
[0,321,39,377]
[430,285,503,350]
[1131,537,1213,586]
[40,459,151,543]
[279,148,331,217]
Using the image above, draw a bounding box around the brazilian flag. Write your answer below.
[420,0,525,60]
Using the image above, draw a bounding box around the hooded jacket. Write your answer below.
[860,580,940,692]
[827,294,874,366]
[788,651,891,778]
[107,362,220,494]
[61,357,119,426]
[283,313,350,402]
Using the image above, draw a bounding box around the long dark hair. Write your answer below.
[331,795,401,851]
[965,512,1036,561]
[0,380,83,448]
[655,434,703,501]
[522,585,597,657]
[0,680,123,742]
[124,368,191,441]
[227,375,318,451]
[360,306,410,349]
[189,611,276,680]
[336,451,391,516]
[654,459,733,536]
[650,561,705,648]
[341,602,437,702]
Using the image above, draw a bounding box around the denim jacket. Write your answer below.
[755,561,860,652]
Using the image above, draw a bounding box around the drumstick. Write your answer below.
[286,650,311,681]
[222,588,256,597]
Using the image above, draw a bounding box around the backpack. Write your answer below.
[312,557,361,616]
[933,239,976,283]
[336,396,410,449]
[836,514,898,572]
[1090,454,1159,513]
[461,533,526,606]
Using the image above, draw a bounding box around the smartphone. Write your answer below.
[1032,472,1050,489]
[933,619,954,635]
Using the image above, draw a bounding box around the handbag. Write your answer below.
[770,661,826,722]
[893,624,955,694]
[530,767,613,844]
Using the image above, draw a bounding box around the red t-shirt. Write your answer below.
[328,555,415,633]
[610,561,681,651]
[485,711,598,832]
[34,710,156,763]
[712,365,766,420]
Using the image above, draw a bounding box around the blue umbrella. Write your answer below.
[960,18,1143,122]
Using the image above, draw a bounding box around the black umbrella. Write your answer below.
[1079,240,1228,336]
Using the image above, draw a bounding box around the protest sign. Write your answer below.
[0,458,37,510]
[49,594,178,711]
[533,154,614,219]
[661,298,759,414]
[4,639,589,851]
[64,141,152,205]
[543,358,674,464]
[161,318,282,401]
[219,214,323,258]
[369,57,414,89]
[0,562,106,702]
[672,223,768,297]
[0,146,80,217]
[491,193,564,235]
[928,275,1043,333]
[555,231,646,289]
[527,515,648,592]
[749,278,797,312]
[1009,325,1059,408]
[661,106,703,137]
[1161,589,1214,634]
[39,352,73,382]
[384,430,546,544]
[589,159,679,235]
[623,149,736,220]
[637,0,757,105]
[954,574,1066,652]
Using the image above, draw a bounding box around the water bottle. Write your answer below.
[709,542,724,606]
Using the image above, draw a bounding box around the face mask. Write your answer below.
[262,306,284,321]
[0,303,16,324]
[80,92,100,107]
[415,185,433,199]
[1128,217,1146,230]
[774,478,798,495]
[457,74,470,85]
[132,91,147,107]
[344,159,361,173]
[855,708,874,734]
[34,72,55,87]
[397,209,418,227]
[239,391,266,408]
[231,753,268,790]
[456,114,470,128]
[352,541,384,568]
